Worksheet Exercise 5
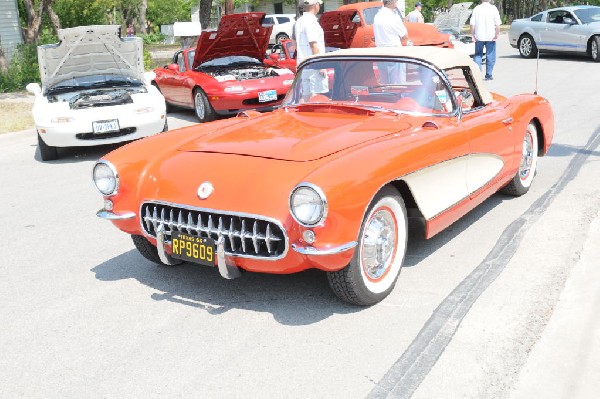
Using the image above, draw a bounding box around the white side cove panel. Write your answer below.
[402,153,504,220]
[466,153,504,195]
[402,156,469,220]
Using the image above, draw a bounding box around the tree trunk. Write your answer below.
[22,0,53,44]
[225,0,234,15]
[45,3,61,36]
[0,41,9,74]
[199,0,213,29]
[139,0,148,34]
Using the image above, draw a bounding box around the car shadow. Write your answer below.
[499,52,595,62]
[33,142,124,164]
[91,249,360,325]
[547,141,600,158]
[403,193,506,267]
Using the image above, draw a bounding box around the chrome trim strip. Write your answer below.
[216,236,242,279]
[292,241,357,255]
[156,224,182,266]
[96,209,136,220]
[139,200,289,261]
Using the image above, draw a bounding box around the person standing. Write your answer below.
[470,0,501,80]
[373,0,409,84]
[406,2,425,23]
[294,0,328,99]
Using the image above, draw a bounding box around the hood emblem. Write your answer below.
[197,182,214,199]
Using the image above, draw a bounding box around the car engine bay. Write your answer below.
[47,86,147,109]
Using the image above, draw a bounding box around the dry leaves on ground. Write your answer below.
[0,102,34,134]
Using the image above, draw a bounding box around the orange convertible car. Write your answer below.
[93,47,554,306]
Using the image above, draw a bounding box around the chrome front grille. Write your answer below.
[141,202,287,259]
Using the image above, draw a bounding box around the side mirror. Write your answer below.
[26,82,41,95]
[167,63,179,72]
[563,17,576,25]
[270,53,280,61]
[143,71,156,85]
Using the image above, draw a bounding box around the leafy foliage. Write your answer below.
[0,43,39,92]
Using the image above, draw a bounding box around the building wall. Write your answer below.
[0,0,24,63]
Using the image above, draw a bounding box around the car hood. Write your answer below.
[177,109,411,161]
[406,22,452,46]
[193,12,272,68]
[37,25,144,90]
[320,10,360,49]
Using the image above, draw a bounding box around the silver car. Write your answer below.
[508,5,600,61]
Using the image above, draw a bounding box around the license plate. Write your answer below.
[258,89,277,102]
[92,119,120,134]
[171,232,216,266]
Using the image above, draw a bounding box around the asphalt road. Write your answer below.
[1,36,599,398]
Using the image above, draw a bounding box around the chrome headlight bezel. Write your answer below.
[289,183,328,227]
[93,160,119,196]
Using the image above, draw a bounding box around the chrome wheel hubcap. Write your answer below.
[195,93,205,119]
[519,131,534,180]
[520,38,532,56]
[592,41,598,59]
[361,209,396,280]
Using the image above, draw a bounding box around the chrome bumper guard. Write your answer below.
[292,241,357,256]
[155,225,241,279]
[96,209,136,220]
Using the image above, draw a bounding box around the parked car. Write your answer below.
[264,13,296,44]
[26,25,167,161]
[93,46,554,306]
[336,1,453,48]
[509,5,600,61]
[153,13,295,123]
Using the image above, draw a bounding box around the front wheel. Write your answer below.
[193,88,216,123]
[501,122,539,196]
[37,132,58,161]
[518,34,538,58]
[590,36,600,62]
[327,187,408,306]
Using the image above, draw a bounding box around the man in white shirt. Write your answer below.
[294,0,328,100]
[406,2,424,23]
[373,0,409,84]
[470,0,501,80]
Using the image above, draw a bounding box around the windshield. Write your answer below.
[197,55,261,69]
[47,74,142,95]
[573,6,600,24]
[283,58,455,115]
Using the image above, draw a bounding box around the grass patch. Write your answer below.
[0,102,34,134]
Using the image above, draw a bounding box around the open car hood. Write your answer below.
[192,13,272,68]
[37,25,144,90]
[321,10,360,49]
[177,110,411,161]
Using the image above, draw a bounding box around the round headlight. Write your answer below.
[290,184,327,226]
[93,161,118,196]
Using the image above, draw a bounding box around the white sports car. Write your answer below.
[26,25,167,161]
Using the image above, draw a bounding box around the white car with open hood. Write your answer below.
[27,25,167,161]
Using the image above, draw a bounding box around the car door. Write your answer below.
[539,9,582,53]
[157,51,186,105]
[445,67,515,200]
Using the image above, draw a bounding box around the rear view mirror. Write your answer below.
[270,53,280,61]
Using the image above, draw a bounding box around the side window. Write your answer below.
[279,17,291,23]
[176,52,186,71]
[548,10,567,24]
[444,67,483,111]
[531,13,543,22]
[264,17,274,25]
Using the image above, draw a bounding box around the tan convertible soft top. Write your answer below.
[306,46,494,105]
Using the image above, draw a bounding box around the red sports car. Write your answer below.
[153,13,295,122]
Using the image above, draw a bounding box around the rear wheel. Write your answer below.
[193,88,216,123]
[327,187,408,306]
[590,36,600,62]
[37,132,58,161]
[518,34,538,58]
[501,122,539,196]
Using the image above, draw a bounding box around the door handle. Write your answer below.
[502,117,513,125]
